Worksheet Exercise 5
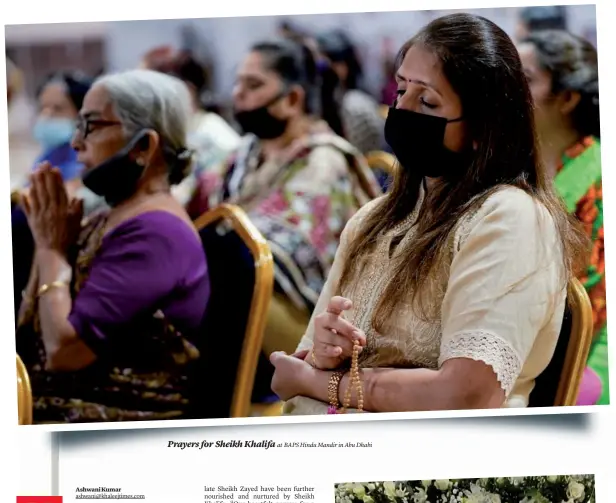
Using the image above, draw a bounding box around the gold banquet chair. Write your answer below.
[379,104,389,120]
[529,278,594,407]
[11,189,22,207]
[365,151,397,178]
[193,204,274,419]
[16,354,33,425]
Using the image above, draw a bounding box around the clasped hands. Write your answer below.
[21,162,84,255]
[269,296,366,401]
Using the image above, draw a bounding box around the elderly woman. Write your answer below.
[16,69,210,424]
[270,14,587,415]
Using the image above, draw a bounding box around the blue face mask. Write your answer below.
[33,117,76,151]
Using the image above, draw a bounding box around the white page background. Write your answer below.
[55,413,610,501]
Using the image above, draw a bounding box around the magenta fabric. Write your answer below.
[576,367,602,406]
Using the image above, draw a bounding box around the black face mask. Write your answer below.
[385,107,471,179]
[82,131,149,207]
[233,93,289,139]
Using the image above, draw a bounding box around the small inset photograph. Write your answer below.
[334,475,596,502]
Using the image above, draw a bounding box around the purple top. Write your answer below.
[68,211,209,356]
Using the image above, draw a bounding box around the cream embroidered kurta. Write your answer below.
[283,185,567,415]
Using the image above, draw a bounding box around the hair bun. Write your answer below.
[168,147,194,185]
[176,147,193,161]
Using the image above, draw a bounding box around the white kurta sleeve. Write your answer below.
[439,188,566,396]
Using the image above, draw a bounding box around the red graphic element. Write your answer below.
[17,497,62,503]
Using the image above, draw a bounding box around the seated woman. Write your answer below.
[12,72,103,325]
[30,72,105,215]
[188,39,381,360]
[16,69,210,424]
[515,6,568,42]
[315,29,385,155]
[518,30,606,406]
[141,46,241,205]
[270,13,588,415]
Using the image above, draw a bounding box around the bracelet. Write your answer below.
[310,348,319,368]
[37,281,68,298]
[327,370,346,414]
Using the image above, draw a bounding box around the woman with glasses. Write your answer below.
[15,69,211,424]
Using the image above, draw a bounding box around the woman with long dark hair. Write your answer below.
[270,13,587,415]
[519,30,606,406]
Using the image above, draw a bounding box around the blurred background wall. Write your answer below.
[5,5,597,184]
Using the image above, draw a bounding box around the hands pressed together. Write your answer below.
[21,162,84,255]
[269,296,366,401]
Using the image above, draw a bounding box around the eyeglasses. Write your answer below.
[75,118,121,139]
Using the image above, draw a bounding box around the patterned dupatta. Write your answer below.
[191,122,381,312]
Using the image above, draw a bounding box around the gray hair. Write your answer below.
[94,69,193,183]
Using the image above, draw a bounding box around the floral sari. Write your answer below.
[188,122,381,314]
[554,136,608,405]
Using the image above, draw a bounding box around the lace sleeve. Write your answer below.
[439,187,566,396]
[439,331,522,396]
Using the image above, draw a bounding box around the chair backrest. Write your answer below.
[379,104,389,120]
[365,151,397,191]
[529,278,594,407]
[16,354,32,425]
[191,204,274,418]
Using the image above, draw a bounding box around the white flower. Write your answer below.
[435,480,452,491]
[383,481,398,499]
[422,480,433,489]
[352,484,366,498]
[464,484,501,503]
[567,481,585,501]
[547,476,559,483]
[412,487,429,503]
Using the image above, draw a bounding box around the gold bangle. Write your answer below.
[327,370,346,410]
[37,281,68,298]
